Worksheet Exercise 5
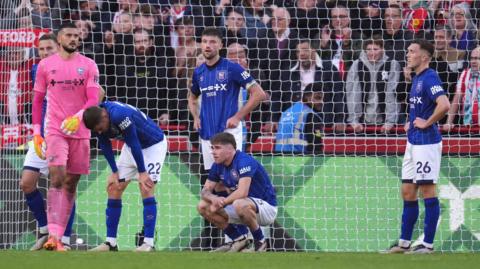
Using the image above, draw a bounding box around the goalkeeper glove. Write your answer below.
[61,110,84,135]
[33,134,46,160]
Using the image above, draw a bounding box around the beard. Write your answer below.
[301,60,312,70]
[62,44,77,54]
[203,51,217,60]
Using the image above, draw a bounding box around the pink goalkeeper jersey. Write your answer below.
[34,52,99,139]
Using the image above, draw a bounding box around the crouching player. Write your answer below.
[197,132,277,252]
[83,101,167,252]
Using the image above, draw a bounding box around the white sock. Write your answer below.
[106,237,117,247]
[398,239,411,248]
[61,236,70,245]
[143,237,154,247]
[39,226,48,234]
[422,242,433,249]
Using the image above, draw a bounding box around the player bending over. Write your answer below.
[84,101,167,252]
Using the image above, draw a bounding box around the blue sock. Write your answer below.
[224,224,242,240]
[64,202,76,237]
[25,189,47,229]
[400,200,419,241]
[143,197,157,239]
[252,226,264,241]
[424,197,440,245]
[234,224,248,237]
[106,199,122,238]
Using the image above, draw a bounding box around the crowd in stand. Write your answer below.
[1,0,480,152]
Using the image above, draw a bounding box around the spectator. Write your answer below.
[226,42,270,146]
[71,0,104,43]
[288,0,328,39]
[15,0,60,30]
[133,4,158,32]
[110,0,139,29]
[432,24,464,98]
[239,0,272,32]
[275,83,324,154]
[172,16,200,78]
[316,4,362,78]
[221,9,249,48]
[95,12,135,89]
[261,7,299,75]
[443,46,480,131]
[433,25,466,73]
[269,40,344,132]
[75,19,95,59]
[449,3,477,52]
[167,16,201,125]
[0,47,35,124]
[346,39,400,133]
[133,3,171,54]
[402,0,433,37]
[382,4,415,67]
[114,29,168,122]
[358,0,383,38]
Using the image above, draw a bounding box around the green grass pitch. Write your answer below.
[1,251,479,269]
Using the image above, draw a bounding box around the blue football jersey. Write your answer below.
[407,68,446,145]
[96,101,165,173]
[209,151,277,206]
[99,101,164,148]
[191,58,256,140]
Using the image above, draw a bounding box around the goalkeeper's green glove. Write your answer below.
[61,110,84,135]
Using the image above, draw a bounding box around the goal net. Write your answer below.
[1,0,479,252]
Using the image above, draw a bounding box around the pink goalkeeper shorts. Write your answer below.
[45,134,90,175]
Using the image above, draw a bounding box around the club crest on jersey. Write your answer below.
[416,81,423,93]
[216,71,227,82]
[77,67,85,75]
[231,169,239,180]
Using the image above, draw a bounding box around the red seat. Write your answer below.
[248,136,276,153]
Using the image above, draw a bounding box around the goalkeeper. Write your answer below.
[83,102,167,252]
[31,22,100,251]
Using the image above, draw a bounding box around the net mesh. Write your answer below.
[0,0,480,252]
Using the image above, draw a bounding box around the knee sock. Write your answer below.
[25,189,47,233]
[106,199,122,246]
[423,197,440,248]
[143,197,157,246]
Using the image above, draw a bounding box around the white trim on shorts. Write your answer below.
[401,141,442,185]
[200,124,243,170]
[224,197,278,226]
[23,141,49,176]
[117,139,167,182]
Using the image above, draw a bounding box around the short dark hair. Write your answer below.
[303,83,324,102]
[175,16,194,28]
[210,132,237,149]
[57,22,77,32]
[39,33,57,43]
[201,27,223,40]
[83,106,104,130]
[297,39,313,48]
[363,38,384,49]
[411,39,435,57]
[435,24,453,38]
